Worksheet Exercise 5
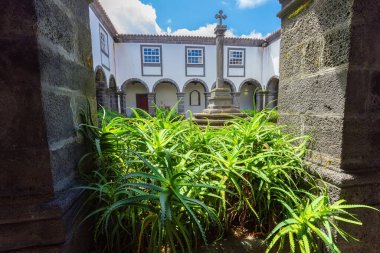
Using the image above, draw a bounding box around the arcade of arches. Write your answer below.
[95,72,280,116]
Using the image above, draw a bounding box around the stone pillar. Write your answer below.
[147,93,156,115]
[177,92,185,114]
[231,92,241,108]
[108,89,118,112]
[204,92,211,107]
[266,92,278,109]
[215,26,226,89]
[96,81,108,108]
[118,91,126,115]
[255,91,265,112]
[0,0,94,252]
[277,0,380,251]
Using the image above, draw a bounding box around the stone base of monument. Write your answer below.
[193,88,246,127]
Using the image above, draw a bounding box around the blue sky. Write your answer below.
[100,0,281,38]
[142,0,281,36]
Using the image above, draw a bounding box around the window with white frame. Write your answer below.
[143,47,161,64]
[229,49,244,66]
[187,48,204,65]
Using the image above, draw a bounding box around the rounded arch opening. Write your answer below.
[95,66,107,108]
[183,79,209,93]
[121,79,150,116]
[108,75,118,112]
[239,79,262,111]
[266,76,279,109]
[153,79,180,110]
[153,78,180,93]
[183,80,208,115]
[211,79,236,92]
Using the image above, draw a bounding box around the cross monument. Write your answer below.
[193,10,244,126]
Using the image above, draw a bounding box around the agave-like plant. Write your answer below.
[265,191,379,253]
[76,105,377,253]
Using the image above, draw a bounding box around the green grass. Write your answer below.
[77,106,377,253]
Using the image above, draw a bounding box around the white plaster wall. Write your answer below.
[184,83,206,116]
[154,83,178,110]
[89,8,116,86]
[123,83,149,116]
[228,46,263,91]
[262,38,280,89]
[115,43,264,93]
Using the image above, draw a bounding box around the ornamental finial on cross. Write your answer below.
[215,10,227,26]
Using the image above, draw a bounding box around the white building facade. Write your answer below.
[89,1,280,116]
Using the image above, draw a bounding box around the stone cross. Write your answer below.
[215,10,227,26]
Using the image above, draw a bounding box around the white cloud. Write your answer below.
[239,30,266,39]
[168,23,218,37]
[99,0,162,34]
[237,0,270,9]
[99,0,266,38]
[167,24,264,39]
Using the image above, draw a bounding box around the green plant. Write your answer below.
[265,191,379,253]
[77,105,377,253]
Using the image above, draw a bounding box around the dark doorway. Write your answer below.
[136,94,149,112]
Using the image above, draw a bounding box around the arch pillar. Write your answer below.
[108,88,118,111]
[118,91,126,115]
[231,92,241,108]
[255,90,268,112]
[96,81,108,108]
[266,91,278,109]
[204,92,211,107]
[147,93,156,115]
[176,92,185,114]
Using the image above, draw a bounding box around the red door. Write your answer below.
[136,94,149,112]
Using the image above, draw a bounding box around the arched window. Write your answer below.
[190,90,201,106]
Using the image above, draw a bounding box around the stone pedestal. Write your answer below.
[277,0,380,251]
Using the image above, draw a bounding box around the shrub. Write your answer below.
[77,106,377,253]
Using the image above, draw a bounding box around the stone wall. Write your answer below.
[277,0,380,251]
[0,0,95,252]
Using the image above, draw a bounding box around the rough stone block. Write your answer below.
[35,0,74,53]
[313,0,353,32]
[50,142,85,192]
[345,70,370,115]
[42,91,75,145]
[64,0,91,26]
[341,117,380,171]
[302,38,323,74]
[76,22,94,69]
[0,36,40,85]
[0,85,48,151]
[322,26,351,67]
[0,148,53,199]
[0,218,65,252]
[279,71,347,115]
[368,71,380,113]
[304,115,344,158]
[39,46,95,97]
[351,1,380,28]
[280,44,303,80]
[0,1,37,38]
